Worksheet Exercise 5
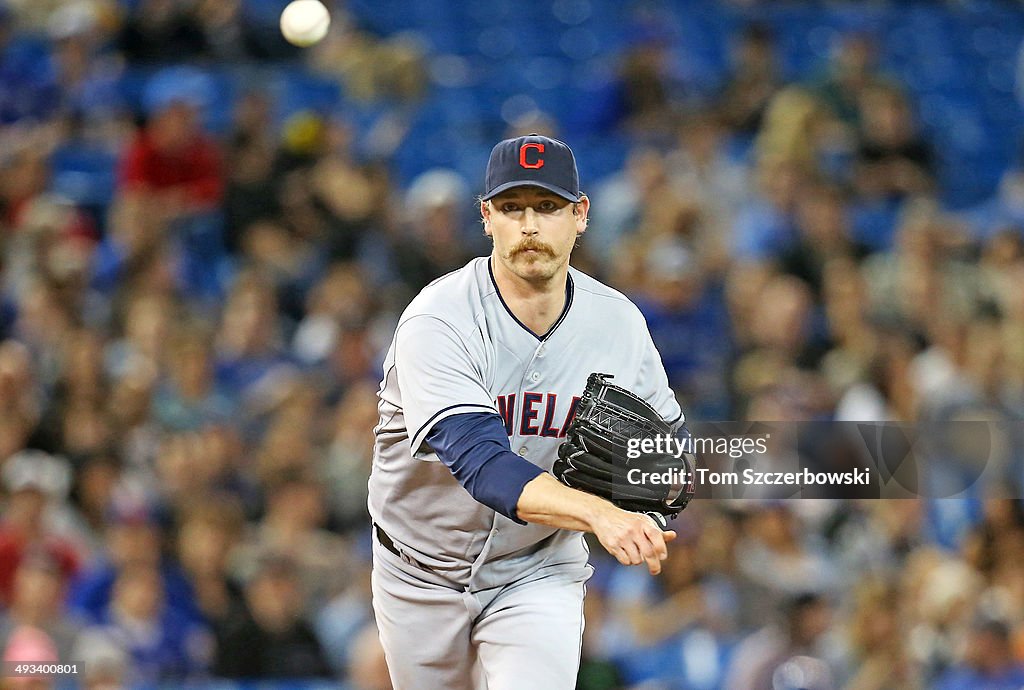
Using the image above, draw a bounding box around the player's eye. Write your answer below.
[538,200,558,212]
[501,203,521,213]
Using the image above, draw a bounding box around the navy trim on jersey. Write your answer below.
[426,412,544,524]
[411,403,499,451]
[487,258,575,341]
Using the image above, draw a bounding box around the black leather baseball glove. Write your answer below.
[553,373,695,528]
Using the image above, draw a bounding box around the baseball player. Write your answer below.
[368,134,685,689]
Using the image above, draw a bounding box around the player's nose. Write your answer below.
[520,206,539,234]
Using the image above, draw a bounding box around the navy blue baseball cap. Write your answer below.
[482,134,582,202]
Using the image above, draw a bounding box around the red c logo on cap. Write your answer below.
[519,143,545,169]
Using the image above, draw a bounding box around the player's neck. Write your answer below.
[490,256,569,336]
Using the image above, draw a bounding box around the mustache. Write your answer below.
[508,238,555,258]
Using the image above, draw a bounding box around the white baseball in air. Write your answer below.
[280,0,331,47]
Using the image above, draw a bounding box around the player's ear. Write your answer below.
[480,199,492,236]
[574,195,590,235]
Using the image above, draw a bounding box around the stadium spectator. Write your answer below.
[635,242,733,419]
[0,340,39,439]
[66,497,202,627]
[3,192,98,312]
[234,469,351,610]
[854,84,936,205]
[384,167,477,293]
[860,203,982,341]
[223,90,280,253]
[723,592,835,690]
[153,426,250,518]
[104,290,173,379]
[732,505,838,622]
[64,449,122,559]
[933,618,1024,690]
[820,257,879,402]
[115,0,207,64]
[214,553,332,679]
[319,320,382,401]
[609,25,686,136]
[732,155,806,261]
[213,269,297,405]
[719,23,783,136]
[40,328,111,457]
[153,325,235,432]
[310,6,428,105]
[0,550,81,660]
[105,361,161,474]
[107,67,225,301]
[811,31,889,133]
[0,450,80,607]
[300,117,384,262]
[843,578,923,690]
[602,530,737,688]
[291,262,375,369]
[173,496,247,643]
[77,562,212,684]
[47,0,124,128]
[193,0,267,63]
[588,148,669,269]
[322,381,379,532]
[755,88,835,173]
[667,110,749,267]
[778,182,869,299]
[238,217,325,321]
[71,626,130,690]
[0,2,59,126]
[251,383,320,481]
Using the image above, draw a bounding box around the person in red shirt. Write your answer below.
[106,67,226,300]
[117,104,222,214]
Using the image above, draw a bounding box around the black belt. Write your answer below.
[374,524,427,569]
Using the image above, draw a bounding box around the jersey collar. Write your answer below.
[487,258,575,342]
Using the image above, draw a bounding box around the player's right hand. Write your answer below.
[592,507,676,575]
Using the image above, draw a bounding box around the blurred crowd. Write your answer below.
[1,0,1024,689]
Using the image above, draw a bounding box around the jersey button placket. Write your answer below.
[530,371,540,383]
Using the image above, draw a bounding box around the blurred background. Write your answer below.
[2,0,1024,688]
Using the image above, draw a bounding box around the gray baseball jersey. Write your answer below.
[369,256,681,591]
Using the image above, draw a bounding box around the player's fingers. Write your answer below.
[638,521,667,560]
[639,520,672,559]
[618,540,642,567]
[631,520,663,573]
[640,539,662,575]
[648,530,669,562]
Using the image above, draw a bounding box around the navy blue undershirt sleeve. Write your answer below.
[425,412,544,524]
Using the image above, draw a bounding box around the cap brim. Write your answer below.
[482,181,581,202]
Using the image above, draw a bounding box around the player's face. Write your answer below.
[482,188,589,284]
